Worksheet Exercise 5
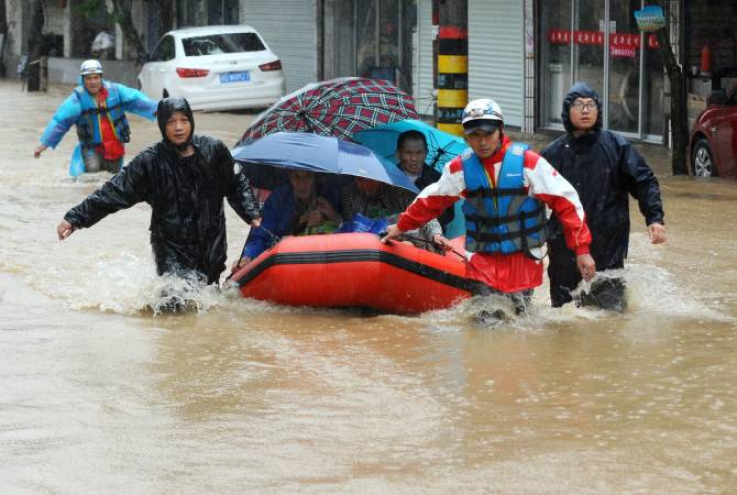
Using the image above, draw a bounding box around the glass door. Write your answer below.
[643,21,665,139]
[351,0,413,90]
[355,0,378,78]
[607,0,641,134]
[574,0,606,100]
[540,0,573,126]
[538,0,664,141]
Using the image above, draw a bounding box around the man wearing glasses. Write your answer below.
[541,82,666,312]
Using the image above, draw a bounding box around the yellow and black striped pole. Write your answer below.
[437,25,468,136]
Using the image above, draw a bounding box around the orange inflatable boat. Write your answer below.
[230,233,481,314]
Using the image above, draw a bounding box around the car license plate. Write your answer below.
[220,71,250,83]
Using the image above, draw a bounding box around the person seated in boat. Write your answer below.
[235,170,341,268]
[340,176,446,251]
[395,130,454,232]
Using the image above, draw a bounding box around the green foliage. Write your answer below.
[72,0,107,17]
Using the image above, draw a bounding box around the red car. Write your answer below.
[690,84,737,178]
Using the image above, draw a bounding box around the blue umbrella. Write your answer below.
[231,132,419,193]
[353,119,469,172]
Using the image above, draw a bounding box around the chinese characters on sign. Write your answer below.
[548,29,660,58]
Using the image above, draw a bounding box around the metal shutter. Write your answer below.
[413,0,435,117]
[241,0,318,93]
[468,0,524,128]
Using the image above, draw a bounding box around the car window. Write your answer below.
[152,36,175,62]
[182,33,266,57]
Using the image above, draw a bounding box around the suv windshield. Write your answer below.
[182,33,265,57]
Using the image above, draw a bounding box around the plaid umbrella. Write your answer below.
[237,77,419,145]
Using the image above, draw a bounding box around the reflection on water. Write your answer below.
[1,81,737,493]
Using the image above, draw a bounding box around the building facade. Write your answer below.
[251,0,673,140]
[2,0,734,147]
[240,0,319,93]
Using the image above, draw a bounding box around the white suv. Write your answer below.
[138,25,286,111]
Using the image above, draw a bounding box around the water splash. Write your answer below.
[417,259,733,333]
[28,253,231,316]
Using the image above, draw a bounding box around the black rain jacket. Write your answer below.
[541,82,664,271]
[64,97,260,284]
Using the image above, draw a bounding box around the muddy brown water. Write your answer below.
[1,81,736,494]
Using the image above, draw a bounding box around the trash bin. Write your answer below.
[23,56,47,92]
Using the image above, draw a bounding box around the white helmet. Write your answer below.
[461,98,504,134]
[80,59,103,76]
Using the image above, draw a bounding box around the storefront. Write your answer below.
[468,0,525,129]
[233,0,675,142]
[538,0,665,142]
[177,0,240,27]
[683,1,737,126]
[324,0,527,126]
[323,0,416,93]
[240,0,414,95]
[240,0,318,93]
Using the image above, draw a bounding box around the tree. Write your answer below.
[651,0,689,176]
[148,0,174,46]
[25,0,45,91]
[76,0,175,63]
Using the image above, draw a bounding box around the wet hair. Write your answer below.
[396,130,428,152]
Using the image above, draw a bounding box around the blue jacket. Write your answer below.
[461,143,548,255]
[40,80,157,150]
[244,184,341,260]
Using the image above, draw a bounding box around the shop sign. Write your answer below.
[610,45,637,58]
[548,29,572,44]
[634,6,666,32]
[548,29,660,49]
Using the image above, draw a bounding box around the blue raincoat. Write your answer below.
[39,79,157,175]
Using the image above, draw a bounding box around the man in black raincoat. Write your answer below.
[56,97,262,285]
[541,82,666,312]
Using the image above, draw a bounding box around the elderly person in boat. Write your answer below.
[341,176,446,250]
[236,170,341,267]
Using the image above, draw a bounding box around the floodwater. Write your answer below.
[1,80,736,494]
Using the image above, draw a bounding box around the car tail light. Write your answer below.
[176,68,210,78]
[259,60,282,71]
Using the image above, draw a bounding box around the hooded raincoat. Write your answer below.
[63,98,261,284]
[541,82,665,307]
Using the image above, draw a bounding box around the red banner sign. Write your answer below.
[548,29,659,49]
[610,45,637,58]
